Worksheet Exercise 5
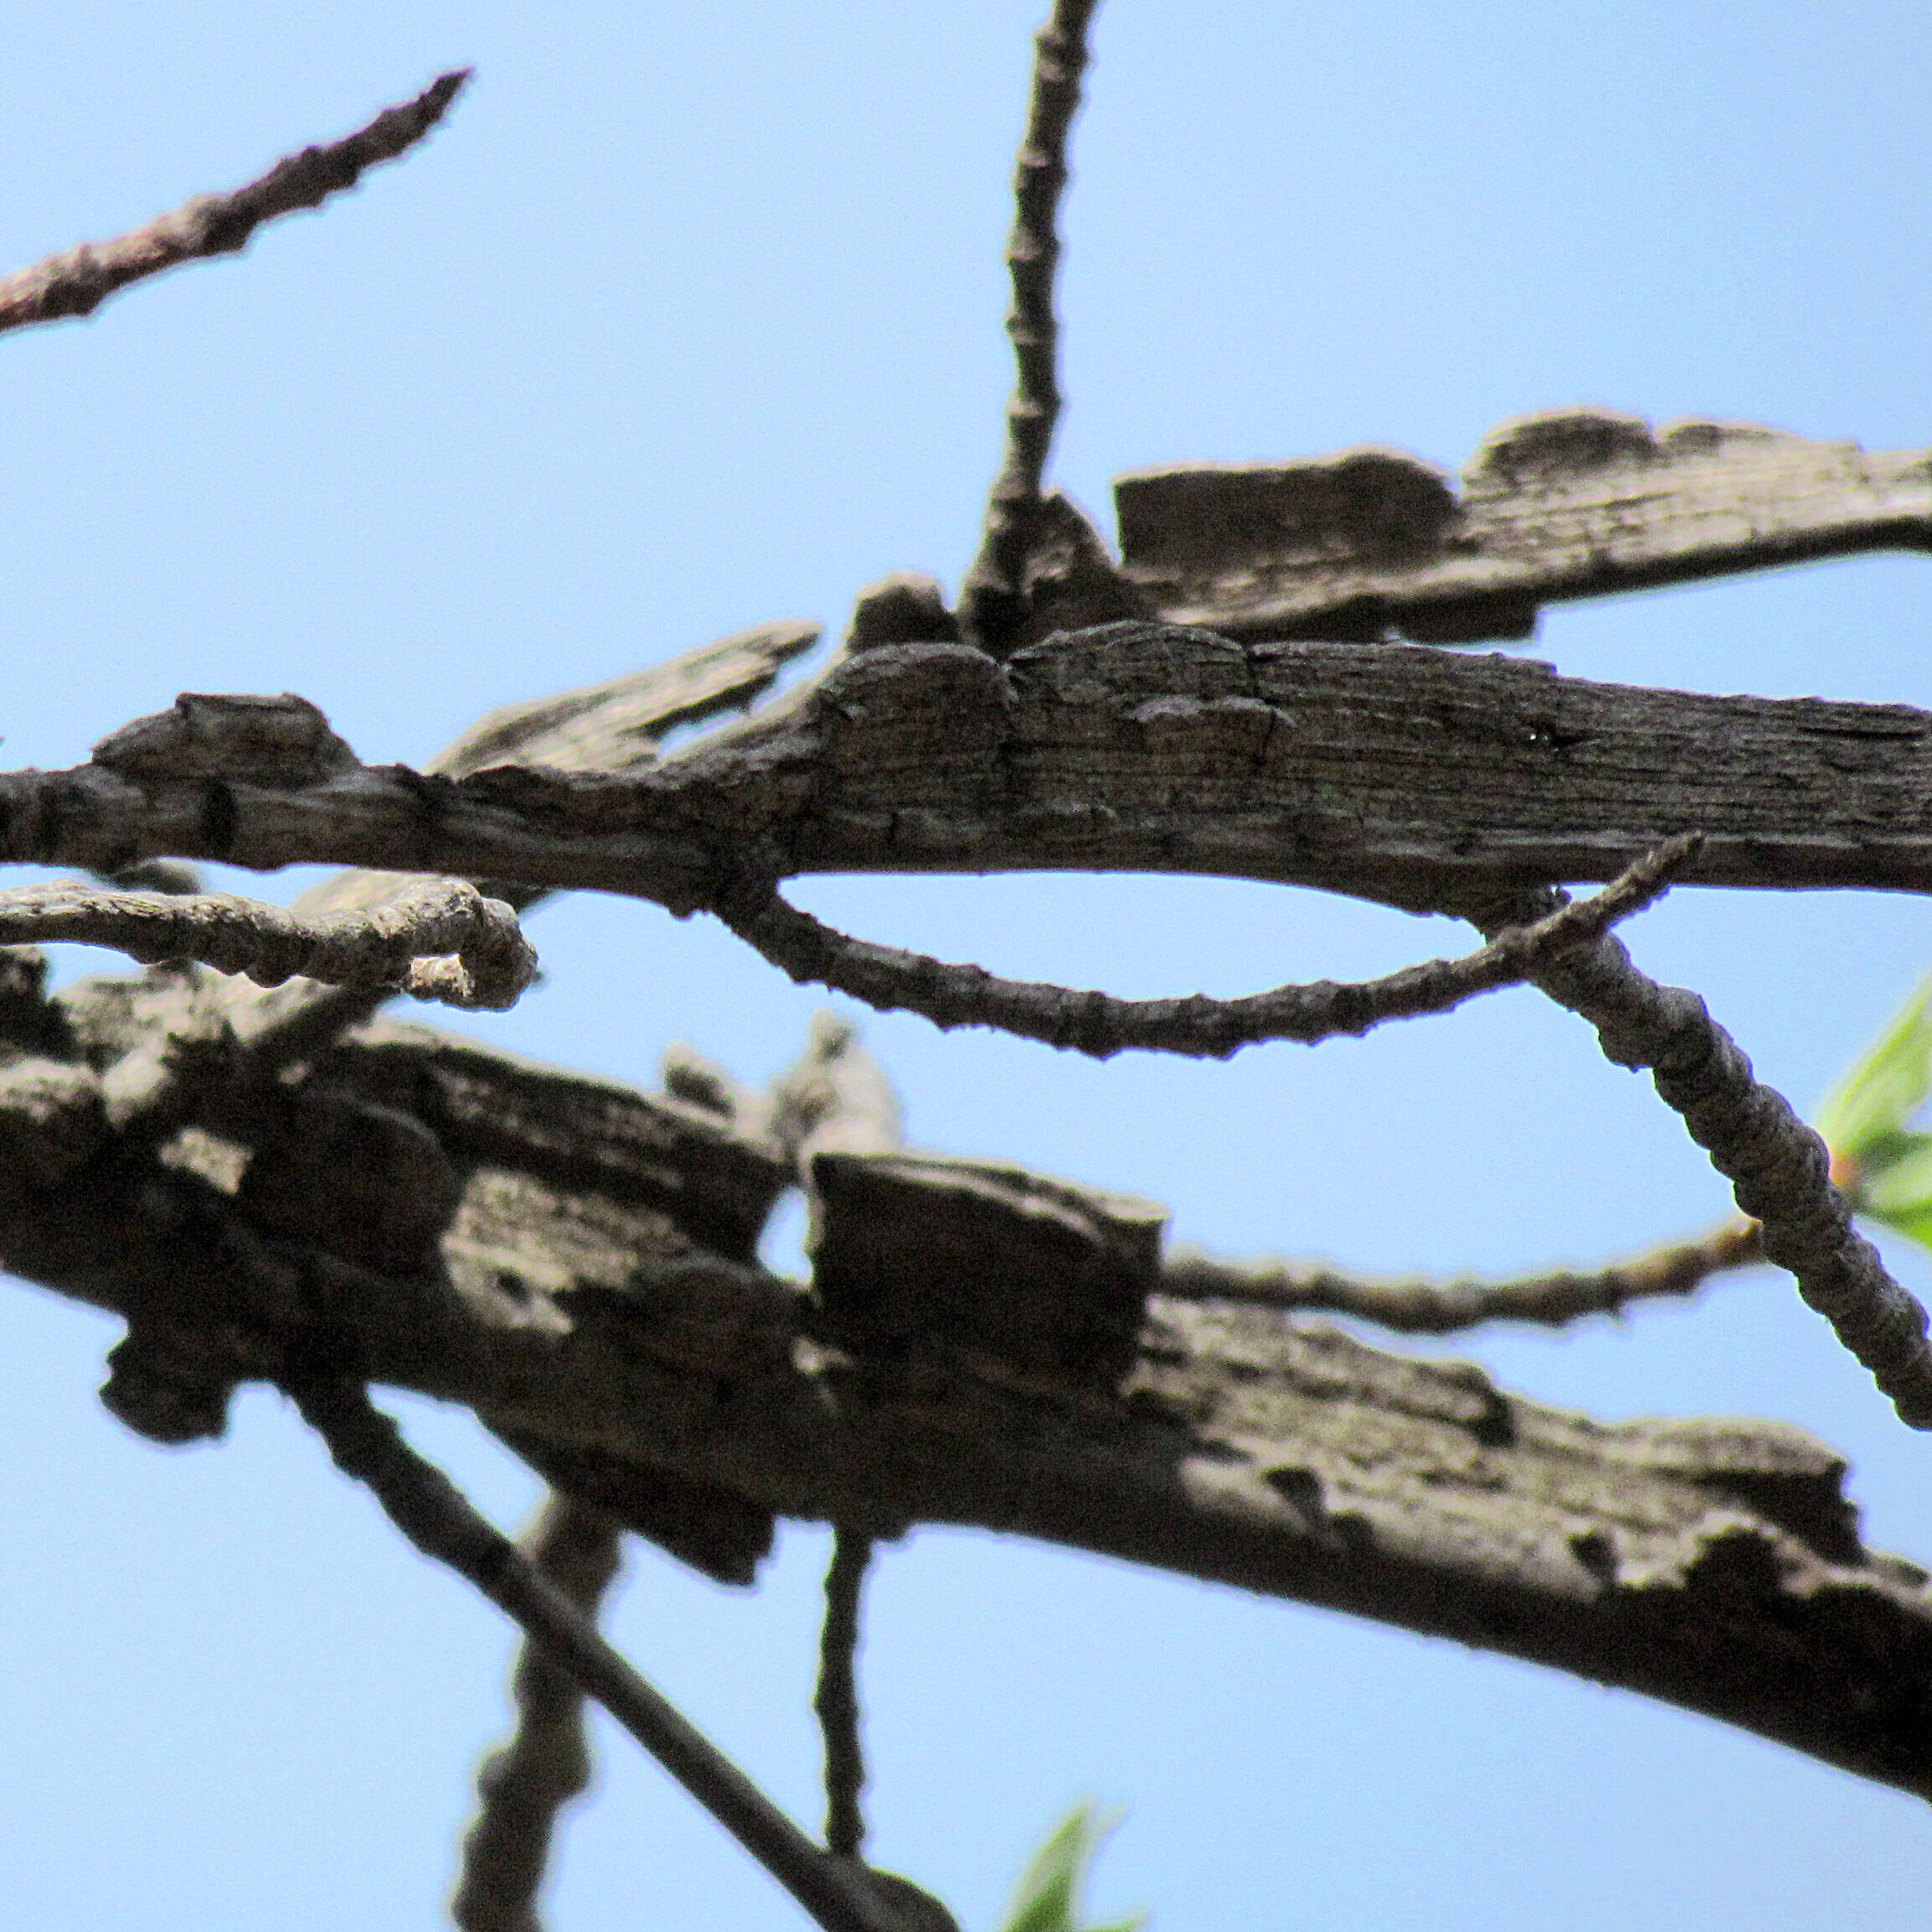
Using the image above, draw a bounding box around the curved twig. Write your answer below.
[0,877,536,1010]
[717,837,1698,1060]
[961,0,1101,649]
[1163,1219,1763,1334]
[0,71,470,335]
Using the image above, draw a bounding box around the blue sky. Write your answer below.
[3,3,1931,1927]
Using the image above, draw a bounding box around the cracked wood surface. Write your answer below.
[3,984,1929,1800]
[10,621,1932,919]
[1111,408,1932,644]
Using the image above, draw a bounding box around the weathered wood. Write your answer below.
[12,622,1932,920]
[3,990,1929,1800]
[1113,408,1932,643]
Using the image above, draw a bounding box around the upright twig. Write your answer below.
[1490,907,1932,1427]
[719,838,1696,1060]
[815,1530,876,1861]
[1163,1219,1763,1333]
[452,1494,624,1932]
[0,70,469,335]
[961,0,1101,651]
[288,1379,910,1932]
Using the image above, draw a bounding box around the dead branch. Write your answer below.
[0,71,470,335]
[717,839,1696,1058]
[453,1493,624,1932]
[962,0,1101,650]
[18,628,1932,932]
[290,1379,911,1932]
[1164,1218,1763,1333]
[0,876,535,1010]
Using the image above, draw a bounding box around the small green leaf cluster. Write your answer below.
[1816,977,1932,1249]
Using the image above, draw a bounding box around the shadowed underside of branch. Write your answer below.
[3,986,1928,1804]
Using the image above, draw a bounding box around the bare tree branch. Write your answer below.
[452,1493,624,1932]
[0,876,536,1010]
[1164,1218,1763,1333]
[815,1529,875,1861]
[0,71,470,335]
[718,839,1695,1058]
[1488,906,1932,1426]
[1114,410,1932,647]
[962,0,1101,651]
[288,1379,912,1932]
[23,629,1932,925]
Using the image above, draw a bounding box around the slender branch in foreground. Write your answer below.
[0,877,536,1010]
[1163,1218,1763,1334]
[288,1379,911,1932]
[719,837,1698,1061]
[453,1493,624,1932]
[816,1530,875,1861]
[0,70,469,335]
[961,0,1101,650]
[1496,911,1932,1427]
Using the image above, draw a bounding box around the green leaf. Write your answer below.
[1814,976,1932,1164]
[994,1805,1145,1932]
[1857,1130,1932,1250]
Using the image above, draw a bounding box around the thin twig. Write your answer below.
[815,1529,875,1860]
[1163,1219,1763,1334]
[961,0,1102,651]
[453,1493,624,1932]
[718,837,1698,1060]
[287,1379,908,1932]
[0,877,536,1010]
[1490,908,1932,1428]
[0,71,469,335]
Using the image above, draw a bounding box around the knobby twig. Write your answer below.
[719,837,1698,1061]
[1163,1218,1763,1334]
[815,1530,876,1861]
[0,877,536,1010]
[1500,917,1932,1427]
[452,1493,624,1932]
[961,0,1101,650]
[288,1379,911,1932]
[0,70,469,335]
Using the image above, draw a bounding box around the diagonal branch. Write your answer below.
[288,1379,911,1932]
[961,0,1101,651]
[0,876,536,1010]
[453,1493,625,1932]
[0,70,470,335]
[1163,1218,1763,1334]
[1486,904,1932,1427]
[716,838,1696,1059]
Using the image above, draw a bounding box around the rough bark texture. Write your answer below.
[1109,408,1932,645]
[15,622,1932,932]
[4,975,1929,1801]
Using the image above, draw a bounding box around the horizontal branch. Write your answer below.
[717,839,1695,1058]
[14,627,1932,928]
[0,876,536,1010]
[6,999,1930,1800]
[0,71,469,335]
[1163,1218,1763,1333]
[1109,409,1932,646]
